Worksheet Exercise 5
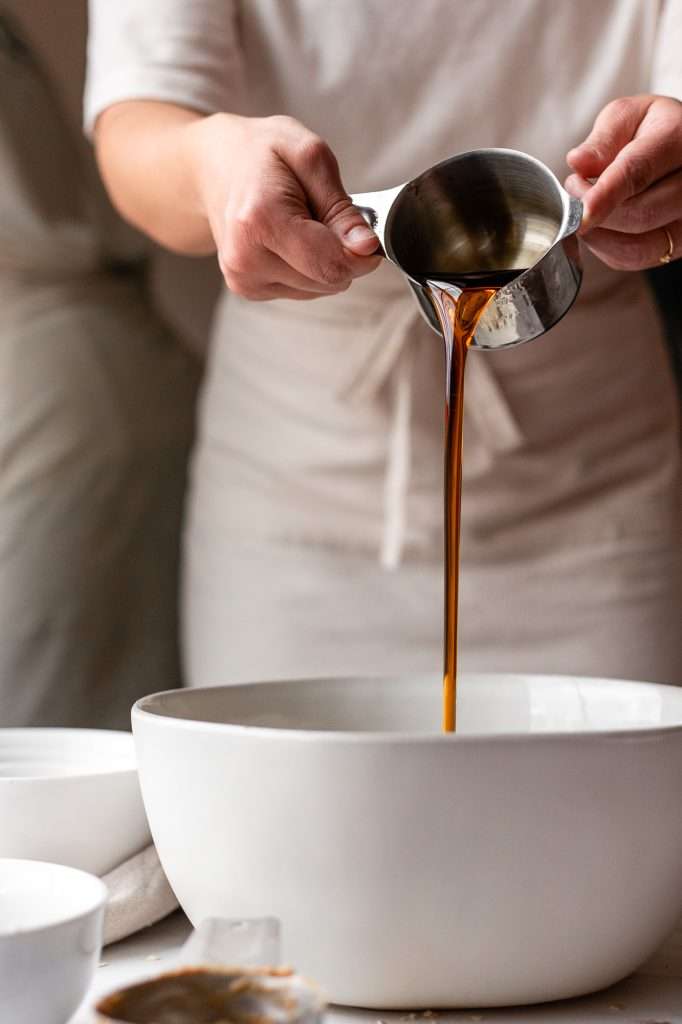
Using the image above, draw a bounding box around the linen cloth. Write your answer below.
[102,846,178,946]
[86,0,682,691]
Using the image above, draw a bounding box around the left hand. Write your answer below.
[565,94,682,270]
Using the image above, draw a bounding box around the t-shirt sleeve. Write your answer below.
[652,0,682,100]
[84,0,243,135]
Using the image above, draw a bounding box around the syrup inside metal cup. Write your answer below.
[351,147,583,348]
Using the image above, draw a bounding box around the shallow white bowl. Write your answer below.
[133,673,682,1008]
[0,729,151,874]
[0,858,106,1024]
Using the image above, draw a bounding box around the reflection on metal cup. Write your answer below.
[351,148,582,350]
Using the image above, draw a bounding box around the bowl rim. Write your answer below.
[0,727,138,783]
[132,672,682,745]
[0,858,107,939]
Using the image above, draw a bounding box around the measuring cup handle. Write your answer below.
[350,191,385,256]
[562,194,583,238]
[350,194,380,232]
[349,184,403,254]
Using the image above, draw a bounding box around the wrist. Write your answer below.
[184,112,248,226]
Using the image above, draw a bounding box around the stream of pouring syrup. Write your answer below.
[424,270,522,732]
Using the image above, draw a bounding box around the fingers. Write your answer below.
[582,135,681,230]
[567,96,682,230]
[232,284,333,302]
[267,211,380,286]
[273,121,379,256]
[220,197,380,298]
[345,249,383,277]
[213,114,381,301]
[565,169,682,234]
[579,218,680,271]
[223,248,349,297]
[566,95,653,178]
[237,250,379,299]
[222,186,363,290]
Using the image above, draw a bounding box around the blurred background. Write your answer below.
[0,0,222,728]
[0,1,679,731]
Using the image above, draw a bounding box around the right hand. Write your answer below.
[190,113,381,300]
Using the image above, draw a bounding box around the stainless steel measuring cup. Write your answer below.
[351,148,582,350]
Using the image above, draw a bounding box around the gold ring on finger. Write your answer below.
[659,226,674,264]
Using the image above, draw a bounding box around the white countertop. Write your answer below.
[72,911,682,1024]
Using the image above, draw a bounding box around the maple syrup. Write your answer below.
[424,269,524,732]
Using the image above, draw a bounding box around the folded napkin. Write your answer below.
[102,844,178,945]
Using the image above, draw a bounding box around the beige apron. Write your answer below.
[183,251,681,687]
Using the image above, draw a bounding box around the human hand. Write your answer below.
[565,95,682,270]
[191,113,381,300]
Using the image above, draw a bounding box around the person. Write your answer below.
[85,0,682,689]
[0,12,199,727]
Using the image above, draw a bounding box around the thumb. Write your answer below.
[567,95,652,178]
[281,131,379,255]
[325,201,380,256]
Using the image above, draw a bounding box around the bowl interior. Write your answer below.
[0,728,136,779]
[0,859,106,935]
[135,674,682,736]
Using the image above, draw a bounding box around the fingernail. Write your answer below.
[578,206,593,234]
[344,224,377,246]
[564,174,586,198]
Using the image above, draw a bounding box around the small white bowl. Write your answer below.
[0,729,151,874]
[0,858,106,1024]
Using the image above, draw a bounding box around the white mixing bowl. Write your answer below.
[0,858,106,1024]
[0,729,151,874]
[132,674,682,1008]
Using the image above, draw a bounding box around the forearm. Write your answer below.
[94,101,227,255]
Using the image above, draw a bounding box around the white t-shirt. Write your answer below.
[85,0,682,190]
